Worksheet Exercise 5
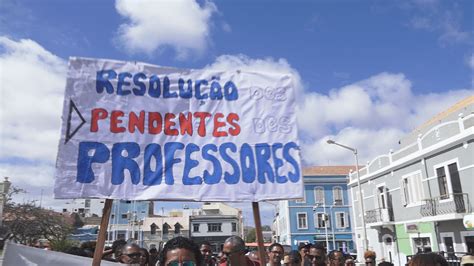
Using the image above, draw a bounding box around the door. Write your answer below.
[465,236,474,254]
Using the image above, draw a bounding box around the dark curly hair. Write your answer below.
[158,236,203,266]
[268,242,284,252]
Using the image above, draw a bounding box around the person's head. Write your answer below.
[139,248,149,266]
[119,243,142,264]
[159,236,203,266]
[344,255,355,266]
[298,243,310,260]
[461,255,474,266]
[364,250,376,266]
[150,247,158,255]
[409,253,448,266]
[328,250,345,266]
[112,239,128,259]
[200,241,213,263]
[248,250,260,262]
[308,244,326,266]
[268,243,285,265]
[283,250,302,266]
[222,236,247,265]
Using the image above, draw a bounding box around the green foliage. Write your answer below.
[3,202,74,246]
[246,228,256,243]
[49,238,79,252]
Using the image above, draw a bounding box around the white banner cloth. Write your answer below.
[54,57,303,201]
[2,241,120,266]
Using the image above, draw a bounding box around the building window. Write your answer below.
[121,214,128,219]
[150,223,157,235]
[333,187,343,205]
[296,189,306,203]
[208,223,222,232]
[315,213,329,228]
[436,167,449,199]
[174,223,181,234]
[232,222,237,232]
[435,161,462,200]
[377,186,387,209]
[297,212,308,229]
[163,223,169,235]
[314,187,325,204]
[401,171,424,206]
[335,212,348,228]
[125,200,132,204]
[193,224,200,232]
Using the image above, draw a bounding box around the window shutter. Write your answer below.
[400,180,407,206]
[374,188,380,209]
[326,214,330,228]
[344,212,348,228]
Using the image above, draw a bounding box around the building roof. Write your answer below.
[413,95,474,134]
[303,165,356,176]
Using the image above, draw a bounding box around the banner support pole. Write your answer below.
[92,199,113,266]
[252,202,267,266]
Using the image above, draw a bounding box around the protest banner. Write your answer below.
[54,57,303,201]
[54,57,303,265]
[3,241,119,266]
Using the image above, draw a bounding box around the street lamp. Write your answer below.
[313,203,329,249]
[326,140,368,253]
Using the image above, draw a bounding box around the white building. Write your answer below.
[142,213,190,249]
[60,198,105,217]
[190,202,243,253]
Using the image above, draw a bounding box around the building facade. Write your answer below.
[106,200,151,246]
[276,166,356,252]
[61,198,105,217]
[142,214,189,249]
[349,96,474,265]
[190,202,243,253]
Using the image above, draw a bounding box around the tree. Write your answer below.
[1,186,74,247]
[3,203,74,246]
[245,227,256,242]
[261,225,272,231]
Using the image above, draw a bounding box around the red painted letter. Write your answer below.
[194,112,211,137]
[164,113,179,136]
[213,113,228,137]
[148,112,162,134]
[91,108,108,132]
[110,110,126,133]
[227,113,241,136]
[179,112,193,136]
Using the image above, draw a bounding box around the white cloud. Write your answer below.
[0,37,66,163]
[115,0,217,58]
[297,72,472,165]
[203,54,305,98]
[0,162,54,188]
[405,1,471,46]
[468,53,474,70]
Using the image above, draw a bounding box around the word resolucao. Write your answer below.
[91,109,241,137]
[77,141,300,186]
[96,70,239,101]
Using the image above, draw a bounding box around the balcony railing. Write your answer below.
[420,193,470,217]
[365,208,394,224]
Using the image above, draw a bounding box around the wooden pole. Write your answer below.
[252,202,267,266]
[92,199,113,266]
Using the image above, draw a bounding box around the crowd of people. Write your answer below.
[64,235,466,266]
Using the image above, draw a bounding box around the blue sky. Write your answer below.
[0,0,472,224]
